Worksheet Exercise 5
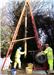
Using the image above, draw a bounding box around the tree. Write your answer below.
[0,15,3,54]
[12,0,54,52]
[1,2,16,56]
[34,14,54,53]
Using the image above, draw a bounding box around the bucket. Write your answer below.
[28,63,33,68]
[26,67,32,74]
[11,69,17,75]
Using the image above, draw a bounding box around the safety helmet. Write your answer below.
[18,47,22,50]
[45,44,49,46]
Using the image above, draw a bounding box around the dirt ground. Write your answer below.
[1,69,47,75]
[1,69,54,75]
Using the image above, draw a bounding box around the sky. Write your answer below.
[0,0,22,8]
[0,0,9,8]
[0,0,53,9]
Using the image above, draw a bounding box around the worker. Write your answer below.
[14,47,26,69]
[42,44,54,74]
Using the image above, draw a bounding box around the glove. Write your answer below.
[41,51,44,53]
[25,51,26,53]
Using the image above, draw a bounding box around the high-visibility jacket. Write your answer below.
[44,47,53,60]
[15,49,25,59]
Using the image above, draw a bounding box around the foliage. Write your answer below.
[34,14,54,53]
[0,0,54,66]
[0,28,3,54]
[1,0,54,57]
[12,0,54,54]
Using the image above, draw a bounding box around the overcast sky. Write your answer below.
[0,0,53,9]
[0,0,23,8]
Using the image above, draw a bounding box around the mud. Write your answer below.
[1,69,47,75]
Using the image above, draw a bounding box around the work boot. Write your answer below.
[50,70,54,74]
[19,68,22,70]
[46,70,50,75]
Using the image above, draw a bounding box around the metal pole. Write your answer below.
[24,8,27,57]
[1,0,28,70]
[13,36,35,43]
[28,0,41,51]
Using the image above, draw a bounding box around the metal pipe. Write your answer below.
[12,36,35,43]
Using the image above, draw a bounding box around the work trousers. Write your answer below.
[48,59,53,71]
[14,58,21,69]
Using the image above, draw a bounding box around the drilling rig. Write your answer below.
[1,0,49,70]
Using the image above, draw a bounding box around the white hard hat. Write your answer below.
[45,44,49,46]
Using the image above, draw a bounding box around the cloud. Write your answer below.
[0,0,9,8]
